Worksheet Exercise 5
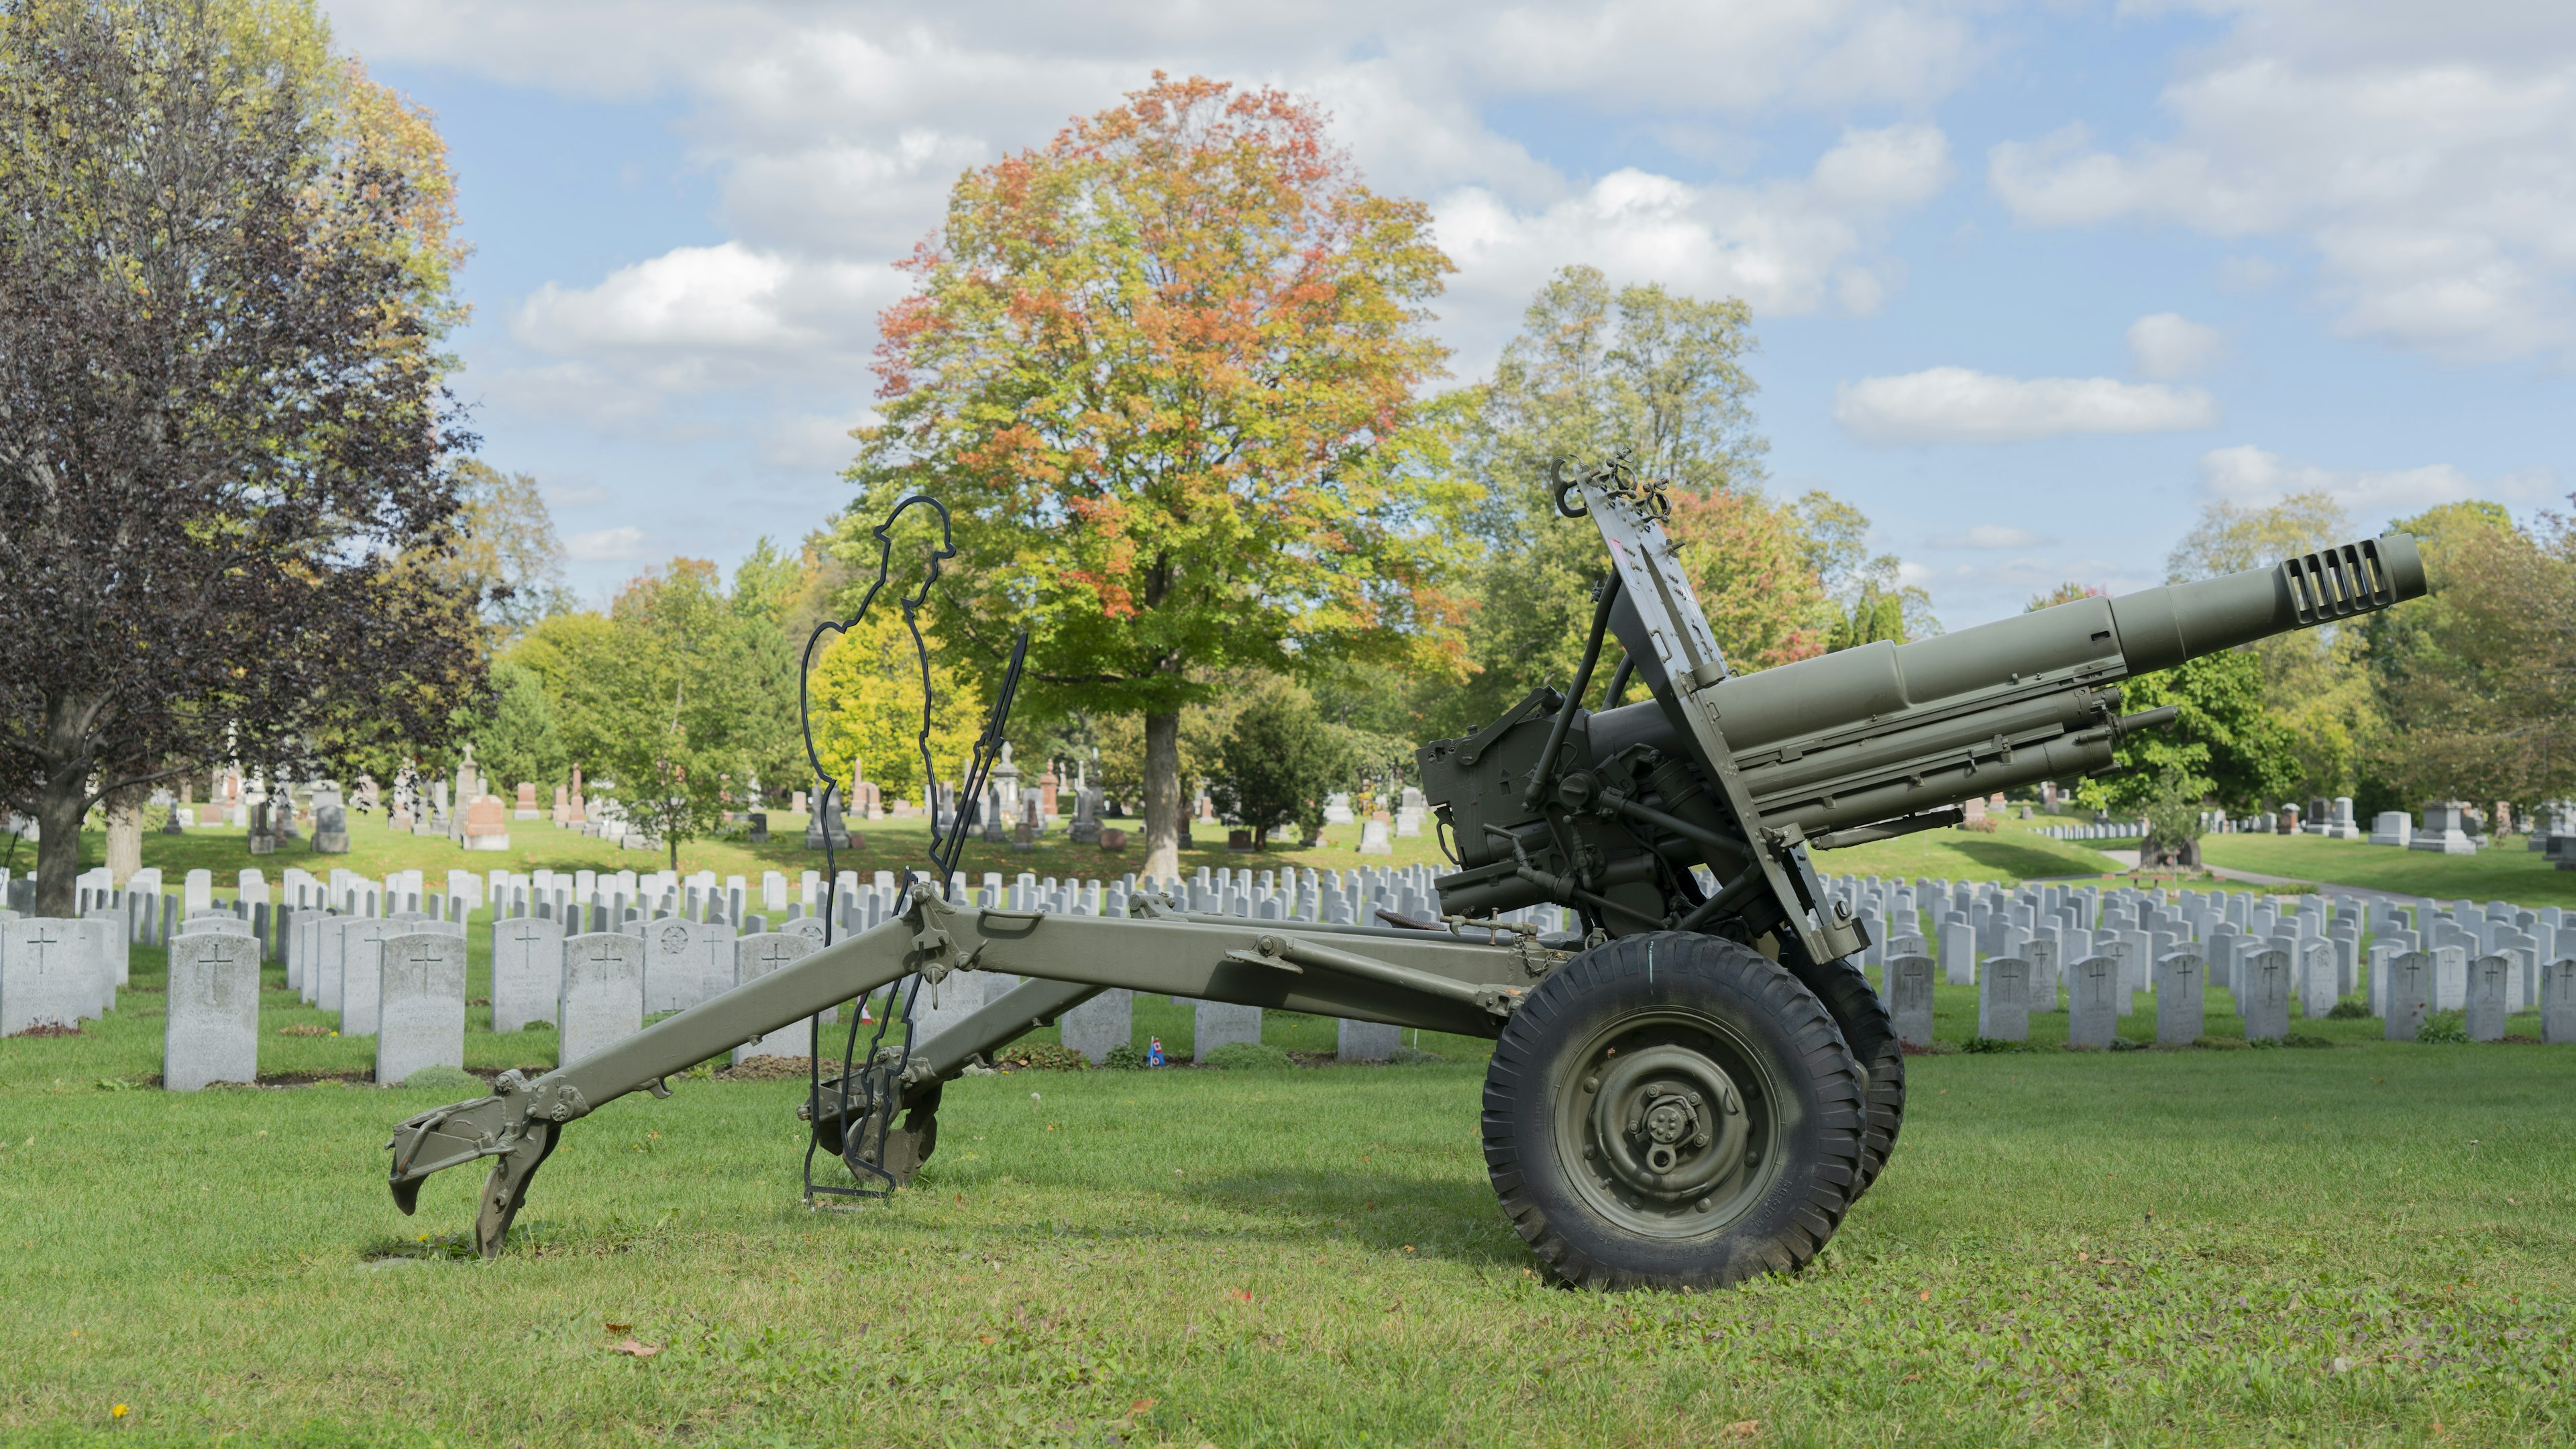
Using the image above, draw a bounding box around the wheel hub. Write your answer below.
[1587,1044,1750,1203]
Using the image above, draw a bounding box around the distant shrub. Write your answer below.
[2416,1010,2471,1045]
[2282,1032,2337,1049]
[1102,1043,1150,1070]
[1199,1041,1294,1070]
[1389,1046,1448,1065]
[2191,1036,2251,1051]
[399,1066,486,1093]
[2326,999,2371,1020]
[996,1042,1091,1071]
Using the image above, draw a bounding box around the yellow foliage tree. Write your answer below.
[804,608,983,808]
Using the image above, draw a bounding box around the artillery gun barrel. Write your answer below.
[1587,533,2426,838]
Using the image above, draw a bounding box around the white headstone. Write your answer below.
[1,920,91,1034]
[183,869,213,914]
[1194,999,1263,1057]
[731,932,819,1063]
[2384,951,2433,1040]
[2155,952,2206,1044]
[165,932,260,1090]
[1336,1015,1400,1062]
[1059,987,1134,1063]
[491,916,566,1032]
[2069,955,2121,1047]
[645,918,704,1014]
[1939,921,1976,985]
[1888,955,1935,1048]
[1977,957,2029,1041]
[696,921,739,1004]
[376,932,466,1084]
[2465,955,2510,1042]
[335,918,394,1036]
[559,932,646,1066]
[2239,946,2291,1041]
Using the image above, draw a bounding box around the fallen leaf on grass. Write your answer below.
[1128,1398,1157,1415]
[1901,1373,1921,1383]
[1917,1291,1930,1302]
[608,1338,660,1358]
[603,1322,631,1333]
[1726,1420,1760,1439]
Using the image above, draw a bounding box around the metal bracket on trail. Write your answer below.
[793,494,1030,1205]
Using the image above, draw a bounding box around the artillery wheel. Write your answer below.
[1482,932,1866,1291]
[1776,940,1907,1198]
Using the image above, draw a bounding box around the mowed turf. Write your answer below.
[5,938,2575,1447]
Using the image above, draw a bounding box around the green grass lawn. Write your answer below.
[7,942,2575,1446]
[2201,831,2575,910]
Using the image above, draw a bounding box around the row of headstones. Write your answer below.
[2037,821,2146,841]
[1827,874,2567,1007]
[902,969,1403,1065]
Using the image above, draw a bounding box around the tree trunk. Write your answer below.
[34,767,88,919]
[105,796,142,884]
[1142,710,1182,882]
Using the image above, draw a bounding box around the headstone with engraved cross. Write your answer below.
[1,920,91,1034]
[491,915,566,1032]
[645,918,703,1014]
[2542,958,2576,1044]
[2236,949,2298,1036]
[2155,952,2206,1044]
[559,932,645,1065]
[731,932,822,1063]
[166,932,259,1090]
[376,932,466,1085]
[1977,957,2029,1041]
[2069,955,2121,1048]
[2384,951,2433,1040]
[1888,954,1935,1049]
[2465,955,2510,1042]
[335,918,395,1036]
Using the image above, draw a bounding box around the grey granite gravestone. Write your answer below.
[1,920,89,1034]
[1337,1015,1400,1062]
[376,932,466,1085]
[2384,951,2433,1040]
[164,931,259,1090]
[2430,945,2469,1011]
[1939,922,1976,985]
[1977,957,2029,1041]
[1060,987,1135,1063]
[645,918,703,1014]
[2098,937,2137,1016]
[2544,959,2576,1044]
[2300,941,2339,1019]
[1194,999,1263,1057]
[559,932,646,1067]
[1889,954,1935,1049]
[335,918,394,1037]
[2155,953,2206,1045]
[2069,955,2121,1048]
[732,932,820,1063]
[180,914,254,937]
[695,920,739,1004]
[2242,949,2290,1042]
[2026,938,2059,1010]
[491,915,565,1032]
[2465,955,2510,1042]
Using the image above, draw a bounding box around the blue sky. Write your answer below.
[329,0,2575,625]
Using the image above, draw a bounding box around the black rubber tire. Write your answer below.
[1776,943,1907,1199]
[1481,932,1866,1291]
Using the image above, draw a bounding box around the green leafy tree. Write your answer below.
[443,460,568,638]
[462,661,566,798]
[1210,679,1356,849]
[2078,649,2300,816]
[2363,500,2574,813]
[0,0,480,915]
[847,75,1466,879]
[1434,266,1917,736]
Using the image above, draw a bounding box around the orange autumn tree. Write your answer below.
[848,75,1466,877]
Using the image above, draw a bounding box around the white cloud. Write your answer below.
[2127,312,2226,378]
[1930,523,2051,549]
[565,525,648,561]
[543,478,612,508]
[1834,367,2220,443]
[1987,9,2576,361]
[2198,444,2561,515]
[1434,124,1952,369]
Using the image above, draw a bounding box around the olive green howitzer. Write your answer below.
[386,466,2427,1291]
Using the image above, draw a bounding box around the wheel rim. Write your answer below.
[1550,1008,1781,1238]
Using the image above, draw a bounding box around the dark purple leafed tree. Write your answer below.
[0,1,486,918]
